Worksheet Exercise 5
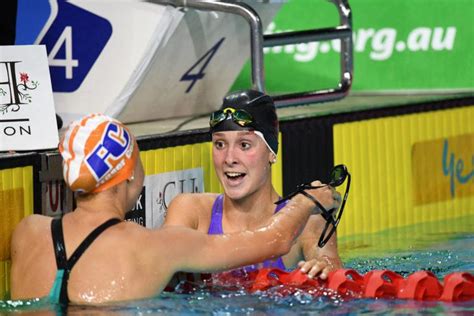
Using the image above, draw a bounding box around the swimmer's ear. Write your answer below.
[269,153,277,165]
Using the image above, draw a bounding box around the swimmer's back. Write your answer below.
[10,213,175,303]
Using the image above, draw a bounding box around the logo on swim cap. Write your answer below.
[59,114,138,194]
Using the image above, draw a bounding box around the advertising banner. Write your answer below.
[412,133,474,206]
[333,106,474,237]
[125,186,146,227]
[42,180,74,217]
[233,0,474,93]
[0,45,58,151]
[144,168,204,229]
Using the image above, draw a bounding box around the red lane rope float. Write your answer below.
[202,268,474,302]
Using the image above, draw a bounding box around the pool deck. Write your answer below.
[127,91,474,139]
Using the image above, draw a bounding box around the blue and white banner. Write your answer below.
[15,0,281,126]
[16,0,184,126]
[17,0,113,93]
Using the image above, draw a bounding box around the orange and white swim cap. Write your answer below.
[59,114,138,194]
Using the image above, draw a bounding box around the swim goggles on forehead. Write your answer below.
[276,164,351,248]
[209,107,254,128]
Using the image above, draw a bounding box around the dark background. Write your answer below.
[0,0,18,45]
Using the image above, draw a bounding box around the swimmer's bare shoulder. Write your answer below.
[11,214,52,251]
[163,193,218,230]
[10,214,54,289]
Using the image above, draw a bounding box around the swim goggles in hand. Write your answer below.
[209,107,254,128]
[275,164,351,248]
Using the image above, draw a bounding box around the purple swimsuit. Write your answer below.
[208,195,288,272]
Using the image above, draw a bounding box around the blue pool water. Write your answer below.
[2,216,473,315]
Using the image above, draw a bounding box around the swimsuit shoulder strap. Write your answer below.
[49,217,121,305]
[274,198,288,213]
[272,199,289,270]
[51,218,68,270]
[208,194,224,234]
[67,218,121,268]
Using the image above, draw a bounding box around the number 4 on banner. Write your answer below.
[48,26,79,79]
[180,37,225,93]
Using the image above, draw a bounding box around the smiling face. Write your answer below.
[212,130,275,201]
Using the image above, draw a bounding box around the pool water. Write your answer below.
[1,216,473,315]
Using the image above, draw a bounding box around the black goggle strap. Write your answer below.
[275,183,336,219]
[275,183,326,206]
[275,182,343,248]
[318,173,350,247]
[318,204,343,247]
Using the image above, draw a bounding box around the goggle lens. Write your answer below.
[209,108,254,128]
[232,110,253,127]
[210,111,228,128]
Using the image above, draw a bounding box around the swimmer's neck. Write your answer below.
[72,185,128,222]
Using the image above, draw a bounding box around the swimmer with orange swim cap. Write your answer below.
[11,114,331,305]
[60,113,139,194]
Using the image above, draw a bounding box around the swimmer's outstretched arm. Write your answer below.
[153,193,317,274]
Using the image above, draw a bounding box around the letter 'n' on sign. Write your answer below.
[412,133,474,205]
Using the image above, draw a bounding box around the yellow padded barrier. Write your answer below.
[0,261,6,300]
[272,134,283,196]
[334,106,474,238]
[0,166,34,299]
[140,142,221,193]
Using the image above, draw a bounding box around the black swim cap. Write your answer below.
[210,90,279,154]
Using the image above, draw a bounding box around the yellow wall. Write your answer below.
[334,106,474,237]
[0,166,34,299]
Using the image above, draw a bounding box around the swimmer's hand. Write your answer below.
[297,255,341,280]
[308,180,341,215]
[277,180,342,216]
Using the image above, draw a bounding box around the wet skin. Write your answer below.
[165,130,343,280]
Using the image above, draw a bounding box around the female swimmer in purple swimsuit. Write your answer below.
[164,90,342,279]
